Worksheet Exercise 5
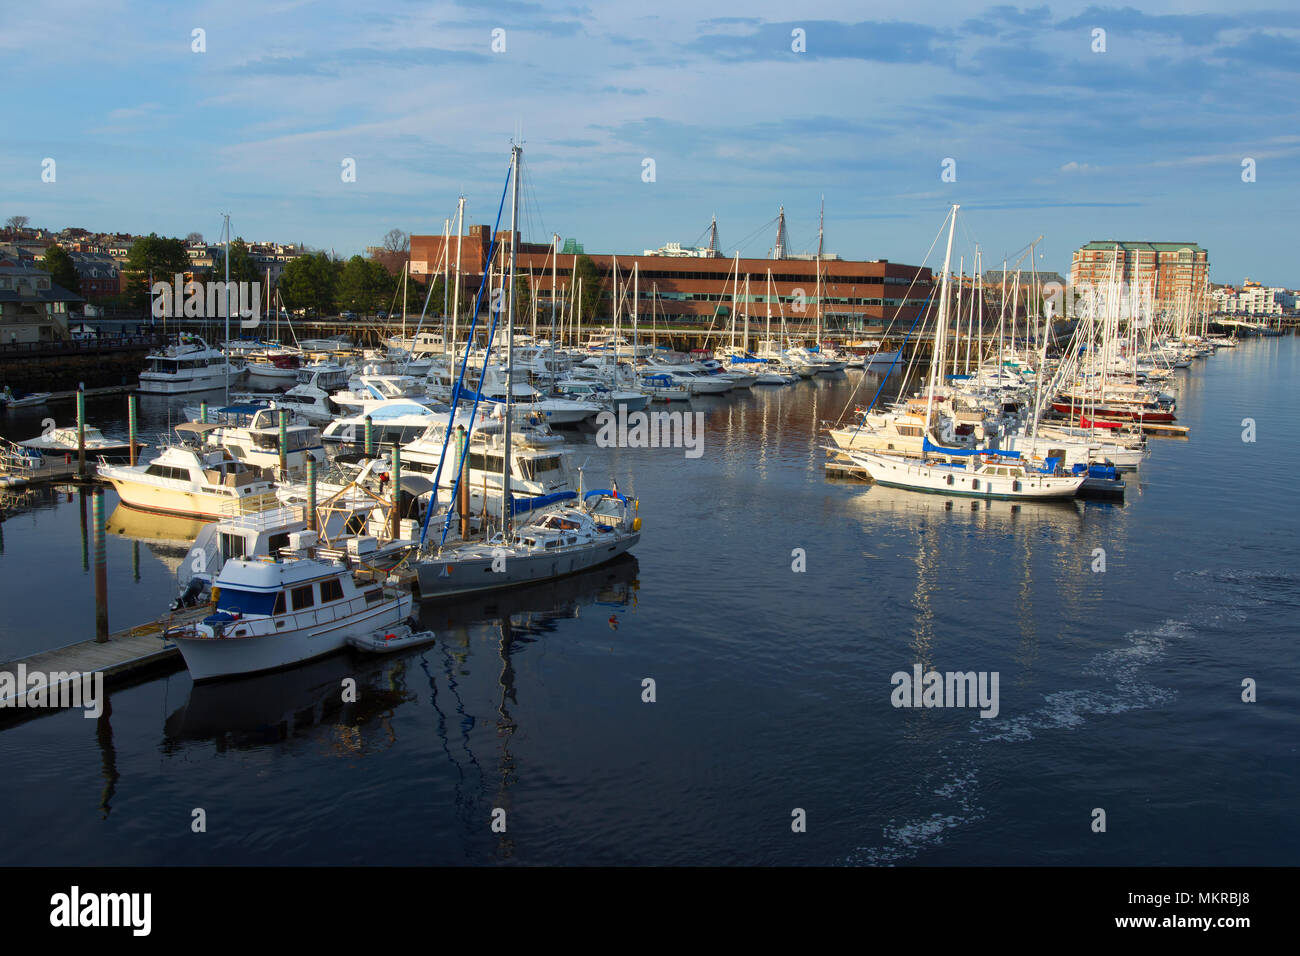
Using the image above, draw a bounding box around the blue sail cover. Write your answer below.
[509,491,577,515]
[922,437,1021,459]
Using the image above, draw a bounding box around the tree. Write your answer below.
[124,233,191,309]
[280,252,340,316]
[5,215,29,232]
[336,256,394,314]
[186,232,204,244]
[41,244,81,295]
[382,228,409,253]
[210,237,261,285]
[573,254,607,321]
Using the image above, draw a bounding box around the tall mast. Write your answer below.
[451,197,465,380]
[743,273,750,354]
[953,254,964,376]
[925,204,959,433]
[815,198,825,347]
[632,261,639,378]
[223,212,231,405]
[551,233,559,345]
[503,145,520,538]
[766,268,772,351]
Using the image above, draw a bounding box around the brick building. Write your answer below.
[1069,241,1210,314]
[410,227,933,332]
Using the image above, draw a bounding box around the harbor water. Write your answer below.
[0,339,1296,865]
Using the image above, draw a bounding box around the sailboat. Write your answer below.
[412,144,642,599]
[843,205,1085,501]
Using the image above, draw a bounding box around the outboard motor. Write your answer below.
[173,577,206,610]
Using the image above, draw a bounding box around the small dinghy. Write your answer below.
[346,623,436,654]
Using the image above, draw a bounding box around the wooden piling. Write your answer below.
[93,488,108,643]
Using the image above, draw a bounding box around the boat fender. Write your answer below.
[631,517,641,532]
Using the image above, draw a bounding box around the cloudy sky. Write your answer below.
[4,1,1297,284]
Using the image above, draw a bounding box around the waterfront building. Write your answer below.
[0,262,82,344]
[1069,241,1210,314]
[411,226,932,332]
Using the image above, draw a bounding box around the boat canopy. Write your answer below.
[510,491,577,515]
[922,437,1021,459]
[175,421,224,436]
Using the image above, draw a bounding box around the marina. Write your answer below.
[0,324,1296,865]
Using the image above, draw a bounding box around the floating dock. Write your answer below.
[0,606,204,721]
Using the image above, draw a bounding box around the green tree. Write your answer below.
[573,254,607,321]
[210,237,261,285]
[41,244,81,295]
[280,252,339,316]
[336,256,395,315]
[124,233,191,309]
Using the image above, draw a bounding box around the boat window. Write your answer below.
[291,585,314,610]
[320,579,344,603]
[215,587,277,616]
[268,532,290,553]
[533,456,562,475]
[220,533,247,560]
[364,589,382,604]
[273,592,286,615]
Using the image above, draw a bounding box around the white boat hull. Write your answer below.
[173,595,413,680]
[846,451,1085,500]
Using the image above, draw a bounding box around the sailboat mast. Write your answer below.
[925,204,959,433]
[223,212,231,405]
[452,197,465,383]
[503,146,520,539]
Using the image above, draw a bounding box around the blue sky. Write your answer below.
[3,1,1297,285]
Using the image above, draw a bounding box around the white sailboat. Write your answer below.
[844,205,1084,501]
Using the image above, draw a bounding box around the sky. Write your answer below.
[3,1,1297,285]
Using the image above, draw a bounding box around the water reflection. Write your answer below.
[107,503,209,575]
[160,556,639,761]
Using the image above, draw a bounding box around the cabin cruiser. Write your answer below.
[98,439,276,519]
[20,424,144,460]
[638,373,691,401]
[139,335,234,394]
[164,543,415,680]
[399,418,580,518]
[178,407,326,479]
[471,367,602,425]
[553,379,651,413]
[177,503,415,606]
[322,399,453,448]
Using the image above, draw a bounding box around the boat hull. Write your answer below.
[414,533,639,600]
[847,452,1085,500]
[173,595,413,680]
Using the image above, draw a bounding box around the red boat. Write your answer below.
[1051,401,1175,423]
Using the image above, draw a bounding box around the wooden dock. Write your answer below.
[0,606,205,719]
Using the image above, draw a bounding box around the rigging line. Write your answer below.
[414,161,512,551]
[843,287,935,441]
[729,215,780,256]
[830,212,948,426]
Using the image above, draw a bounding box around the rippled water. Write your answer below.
[1,341,1297,865]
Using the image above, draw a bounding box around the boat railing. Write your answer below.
[217,491,282,516]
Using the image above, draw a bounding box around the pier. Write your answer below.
[0,606,202,722]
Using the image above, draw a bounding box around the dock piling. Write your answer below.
[307,457,317,532]
[278,408,288,477]
[127,394,137,467]
[391,443,401,539]
[364,415,373,457]
[76,385,86,479]
[93,488,108,644]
